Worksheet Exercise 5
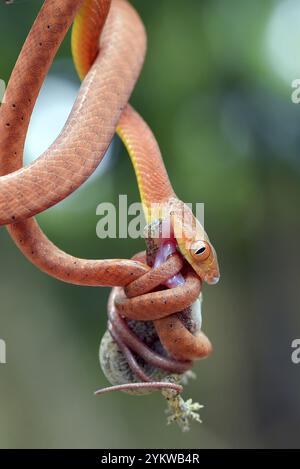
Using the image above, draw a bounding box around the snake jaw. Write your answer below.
[205,273,220,285]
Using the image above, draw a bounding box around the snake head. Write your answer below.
[167,198,220,285]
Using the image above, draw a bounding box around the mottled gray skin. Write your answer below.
[99,324,181,395]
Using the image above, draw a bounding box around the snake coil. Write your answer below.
[98,245,212,394]
[1,0,216,397]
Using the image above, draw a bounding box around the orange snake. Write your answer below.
[0,0,220,392]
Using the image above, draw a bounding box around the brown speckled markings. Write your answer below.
[1,0,213,363]
[108,255,212,363]
[9,220,150,287]
[1,0,151,287]
[124,252,184,298]
[114,270,201,321]
[154,315,212,361]
[108,291,193,374]
[114,248,212,363]
[0,0,146,224]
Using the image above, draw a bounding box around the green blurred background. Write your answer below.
[0,0,300,448]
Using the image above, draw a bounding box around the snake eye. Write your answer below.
[190,241,211,261]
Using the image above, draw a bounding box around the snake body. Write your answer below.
[0,0,219,376]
